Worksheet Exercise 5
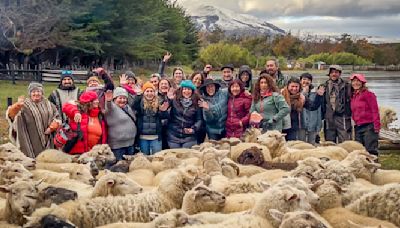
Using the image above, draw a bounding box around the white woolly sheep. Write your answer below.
[237,164,266,177]
[0,146,36,170]
[371,169,400,185]
[222,192,263,213]
[0,161,33,185]
[241,127,262,143]
[31,169,71,185]
[36,149,74,163]
[127,169,155,186]
[78,144,116,169]
[25,166,201,227]
[337,140,366,153]
[36,162,95,185]
[342,178,379,207]
[273,177,320,207]
[222,177,265,196]
[286,140,316,149]
[289,157,326,183]
[129,153,152,171]
[274,146,348,163]
[257,130,289,158]
[0,180,41,225]
[346,183,400,226]
[340,150,381,181]
[322,207,398,228]
[269,209,332,228]
[249,169,289,184]
[182,183,225,215]
[313,160,356,186]
[310,179,344,213]
[91,171,143,198]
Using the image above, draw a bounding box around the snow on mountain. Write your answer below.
[183,4,286,36]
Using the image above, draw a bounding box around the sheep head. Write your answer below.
[129,152,152,171]
[241,127,262,143]
[0,180,41,216]
[0,150,36,170]
[257,130,286,154]
[149,209,201,227]
[190,183,226,211]
[92,171,143,197]
[0,161,33,185]
[38,187,78,207]
[269,209,330,228]
[62,164,95,186]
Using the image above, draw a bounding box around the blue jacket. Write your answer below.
[301,88,322,132]
[202,88,228,135]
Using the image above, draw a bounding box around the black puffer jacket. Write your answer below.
[133,96,168,138]
[167,99,202,143]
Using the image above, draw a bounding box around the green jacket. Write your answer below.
[250,92,290,131]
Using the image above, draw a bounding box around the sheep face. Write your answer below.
[68,165,96,186]
[38,187,78,206]
[149,209,200,227]
[0,143,23,154]
[0,180,40,216]
[180,166,201,190]
[191,184,226,210]
[380,107,398,129]
[0,162,33,185]
[109,160,130,173]
[270,209,329,228]
[0,152,36,170]
[241,127,262,143]
[94,172,143,197]
[257,130,286,151]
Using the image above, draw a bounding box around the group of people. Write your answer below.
[6,56,381,161]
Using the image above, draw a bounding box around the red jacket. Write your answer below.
[351,90,380,132]
[226,80,252,138]
[62,103,107,154]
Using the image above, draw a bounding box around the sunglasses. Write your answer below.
[62,70,72,75]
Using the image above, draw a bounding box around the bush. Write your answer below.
[199,42,254,68]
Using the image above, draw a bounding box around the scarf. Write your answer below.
[282,88,304,112]
[328,80,340,111]
[180,98,193,108]
[88,107,101,117]
[261,90,273,98]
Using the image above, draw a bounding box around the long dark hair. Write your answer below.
[252,73,279,102]
[174,87,200,108]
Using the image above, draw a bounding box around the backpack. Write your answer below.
[54,122,83,153]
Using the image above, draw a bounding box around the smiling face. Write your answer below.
[206,84,216,96]
[114,96,127,108]
[240,72,250,82]
[300,77,311,88]
[88,79,100,87]
[159,79,170,94]
[288,82,301,95]
[30,89,43,103]
[329,69,341,81]
[230,83,241,96]
[259,78,269,93]
[222,68,233,81]
[144,88,156,100]
[91,99,100,109]
[266,60,278,76]
[351,78,363,91]
[150,76,159,89]
[182,87,193,98]
[174,70,184,85]
[61,77,74,87]
[192,74,203,88]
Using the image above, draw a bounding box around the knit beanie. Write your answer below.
[113,87,128,99]
[28,82,44,95]
[125,71,137,83]
[179,80,196,91]
[142,81,155,92]
[87,76,100,85]
[61,70,74,81]
[79,91,98,103]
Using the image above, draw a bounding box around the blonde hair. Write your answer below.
[143,95,159,113]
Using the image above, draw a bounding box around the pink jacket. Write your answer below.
[351,90,380,132]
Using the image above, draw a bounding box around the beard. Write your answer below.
[59,83,76,90]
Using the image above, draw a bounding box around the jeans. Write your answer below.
[139,139,162,155]
[298,129,318,145]
[355,123,379,156]
[112,145,135,161]
[207,130,226,141]
[168,140,197,149]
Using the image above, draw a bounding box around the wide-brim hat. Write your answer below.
[221,64,235,71]
[200,79,221,93]
[327,65,342,76]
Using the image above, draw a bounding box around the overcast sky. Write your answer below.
[177,0,400,38]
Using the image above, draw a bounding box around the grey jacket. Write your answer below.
[105,101,137,149]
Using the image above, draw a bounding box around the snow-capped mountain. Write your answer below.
[183,4,286,36]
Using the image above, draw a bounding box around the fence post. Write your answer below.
[10,64,15,85]
[7,97,12,107]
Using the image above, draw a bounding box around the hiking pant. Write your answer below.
[207,130,226,141]
[355,123,379,156]
[324,116,352,143]
[298,129,318,145]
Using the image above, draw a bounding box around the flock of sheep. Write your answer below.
[0,129,400,228]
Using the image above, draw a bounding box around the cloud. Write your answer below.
[237,0,400,18]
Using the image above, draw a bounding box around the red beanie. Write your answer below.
[79,91,98,103]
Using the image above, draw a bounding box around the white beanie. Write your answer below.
[113,87,128,99]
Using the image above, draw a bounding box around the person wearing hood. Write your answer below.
[225,79,252,138]
[350,73,380,156]
[238,65,253,93]
[250,74,290,132]
[48,70,82,123]
[198,79,228,140]
[166,80,202,148]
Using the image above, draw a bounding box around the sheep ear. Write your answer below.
[310,179,324,192]
[285,193,298,201]
[319,157,330,162]
[149,212,160,220]
[71,155,81,163]
[269,209,284,223]
[258,181,270,191]
[0,185,10,193]
[107,179,115,187]
[35,179,44,188]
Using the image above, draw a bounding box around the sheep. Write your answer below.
[230,143,272,163]
[25,214,76,228]
[36,186,78,208]
[274,146,348,163]
[286,140,316,149]
[257,130,289,158]
[25,166,201,227]
[310,179,344,213]
[183,214,274,228]
[208,174,230,193]
[0,142,24,154]
[31,169,71,184]
[313,160,356,186]
[222,177,266,196]
[36,162,95,185]
[322,208,398,228]
[273,177,320,207]
[269,209,332,228]
[371,169,400,185]
[181,183,226,215]
[36,149,73,163]
[241,127,262,143]
[153,148,200,160]
[91,171,143,197]
[249,169,289,184]
[379,106,398,130]
[0,180,41,225]
[220,158,240,178]
[237,164,267,177]
[199,148,227,176]
[127,169,156,186]
[0,152,36,171]
[48,179,94,199]
[289,157,326,183]
[337,141,366,153]
[342,178,379,206]
[222,192,263,213]
[109,159,130,173]
[77,144,116,169]
[346,183,400,226]
[0,161,33,185]
[94,209,200,228]
[340,150,381,181]
[129,153,152,171]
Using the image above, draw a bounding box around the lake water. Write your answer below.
[284,71,400,128]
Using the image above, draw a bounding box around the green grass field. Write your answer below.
[0,80,399,170]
